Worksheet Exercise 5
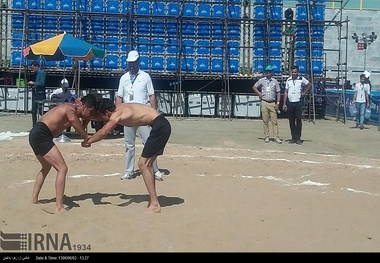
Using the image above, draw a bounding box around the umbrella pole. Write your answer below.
[63,60,66,80]
[77,62,80,96]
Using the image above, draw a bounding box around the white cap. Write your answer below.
[126,50,139,62]
[363,70,371,78]
[61,78,69,88]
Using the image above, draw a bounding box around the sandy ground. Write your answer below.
[1,112,380,252]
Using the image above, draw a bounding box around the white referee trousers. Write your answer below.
[123,125,159,175]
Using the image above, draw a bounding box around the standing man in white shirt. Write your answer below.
[283,65,311,145]
[351,73,370,130]
[116,50,163,180]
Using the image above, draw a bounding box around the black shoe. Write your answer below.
[360,125,364,130]
[296,139,303,145]
[355,124,359,128]
[288,139,296,144]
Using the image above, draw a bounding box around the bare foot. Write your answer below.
[146,205,161,214]
[55,207,69,213]
[41,207,68,214]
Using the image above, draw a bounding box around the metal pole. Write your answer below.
[15,11,27,116]
[364,46,367,71]
[306,0,315,123]
[343,15,349,124]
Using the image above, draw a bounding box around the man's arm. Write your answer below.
[283,88,288,111]
[275,80,281,104]
[115,96,123,106]
[115,76,125,106]
[276,91,281,104]
[87,119,118,145]
[365,91,370,107]
[66,107,89,140]
[252,80,262,98]
[352,91,357,104]
[81,118,91,131]
[301,79,312,96]
[149,94,157,109]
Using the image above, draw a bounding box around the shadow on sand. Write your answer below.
[39,192,184,210]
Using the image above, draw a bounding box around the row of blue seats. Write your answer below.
[294,42,324,58]
[12,0,240,18]
[11,15,241,39]
[138,39,240,56]
[253,59,281,74]
[294,59,324,75]
[253,25,283,40]
[254,0,283,3]
[11,31,240,56]
[296,0,325,3]
[253,2,325,21]
[253,42,324,58]
[253,59,324,75]
[253,43,325,56]
[254,5,283,20]
[10,51,240,73]
[295,26,325,40]
[253,41,282,57]
[136,2,241,18]
[296,4,325,21]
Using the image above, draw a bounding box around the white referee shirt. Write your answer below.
[354,83,369,103]
[117,69,155,105]
[285,76,309,102]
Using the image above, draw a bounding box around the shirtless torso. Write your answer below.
[110,103,160,127]
[39,103,92,138]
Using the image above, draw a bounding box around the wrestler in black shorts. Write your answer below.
[141,114,171,158]
[29,122,55,156]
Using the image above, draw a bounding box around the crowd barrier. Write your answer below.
[325,89,380,125]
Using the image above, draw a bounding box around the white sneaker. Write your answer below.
[264,137,270,143]
[121,173,137,180]
[275,137,282,144]
[155,170,163,181]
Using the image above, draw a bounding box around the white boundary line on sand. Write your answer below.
[6,152,380,196]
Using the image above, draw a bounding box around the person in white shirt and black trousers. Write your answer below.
[282,65,311,145]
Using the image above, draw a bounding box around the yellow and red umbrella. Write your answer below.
[23,32,105,61]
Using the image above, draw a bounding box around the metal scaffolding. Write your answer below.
[0,0,349,121]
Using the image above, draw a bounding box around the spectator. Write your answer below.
[27,61,46,127]
[351,74,370,130]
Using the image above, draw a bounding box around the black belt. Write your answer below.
[262,100,275,103]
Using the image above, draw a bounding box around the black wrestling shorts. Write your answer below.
[141,114,171,158]
[29,122,55,156]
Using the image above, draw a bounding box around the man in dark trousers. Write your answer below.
[283,65,311,145]
[28,60,46,127]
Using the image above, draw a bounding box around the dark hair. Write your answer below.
[31,60,40,67]
[291,65,299,71]
[97,98,115,114]
[360,74,365,79]
[81,94,98,109]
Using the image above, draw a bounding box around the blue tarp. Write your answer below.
[325,89,380,125]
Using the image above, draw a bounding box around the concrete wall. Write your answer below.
[324,9,380,90]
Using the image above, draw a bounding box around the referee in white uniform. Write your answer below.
[116,50,163,180]
[283,65,311,145]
